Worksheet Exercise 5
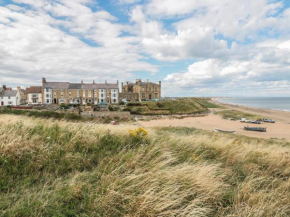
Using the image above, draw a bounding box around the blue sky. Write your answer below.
[0,0,290,96]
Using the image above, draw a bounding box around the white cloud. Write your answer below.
[164,40,290,96]
[0,2,157,87]
[119,0,141,5]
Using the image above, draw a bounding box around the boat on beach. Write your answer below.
[244,126,266,132]
[214,127,236,134]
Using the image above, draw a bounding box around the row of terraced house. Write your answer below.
[0,78,161,106]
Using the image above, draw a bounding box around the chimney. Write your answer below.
[17,86,21,91]
[159,81,161,86]
[42,77,46,86]
[105,80,107,84]
[121,82,124,93]
[93,80,95,84]
[117,80,119,85]
[147,79,149,83]
[81,80,83,84]
[3,85,6,90]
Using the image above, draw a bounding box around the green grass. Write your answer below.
[126,98,219,115]
[1,115,290,216]
[0,108,132,123]
[216,109,264,120]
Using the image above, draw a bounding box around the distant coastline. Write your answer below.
[214,97,290,112]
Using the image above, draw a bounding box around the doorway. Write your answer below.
[149,94,152,99]
[54,98,57,104]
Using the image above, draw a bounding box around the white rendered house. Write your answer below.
[1,90,21,106]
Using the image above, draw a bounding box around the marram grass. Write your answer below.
[1,114,290,216]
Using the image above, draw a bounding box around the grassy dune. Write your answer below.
[216,109,264,120]
[127,98,218,115]
[1,115,290,216]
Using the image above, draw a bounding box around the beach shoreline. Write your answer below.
[139,98,290,141]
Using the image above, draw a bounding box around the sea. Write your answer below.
[215,97,290,112]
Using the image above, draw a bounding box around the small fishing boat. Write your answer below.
[214,128,236,134]
[244,126,266,132]
[251,120,262,124]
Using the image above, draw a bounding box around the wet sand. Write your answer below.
[140,99,290,141]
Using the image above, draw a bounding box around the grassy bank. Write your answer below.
[126,98,219,115]
[216,109,264,120]
[1,114,290,216]
[0,108,132,123]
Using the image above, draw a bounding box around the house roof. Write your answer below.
[69,83,82,89]
[44,82,70,89]
[21,89,27,94]
[26,86,42,93]
[3,90,18,97]
[44,81,118,90]
[94,83,119,89]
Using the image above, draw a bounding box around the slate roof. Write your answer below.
[94,83,119,89]
[44,82,70,89]
[3,90,18,97]
[69,83,82,89]
[44,81,118,90]
[26,86,42,93]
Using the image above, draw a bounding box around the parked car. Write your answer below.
[263,118,275,123]
[240,118,251,123]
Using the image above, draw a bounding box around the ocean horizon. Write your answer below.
[215,97,290,112]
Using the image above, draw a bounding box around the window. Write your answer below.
[142,87,145,91]
[155,93,158,98]
[33,99,37,103]
[46,88,49,92]
[142,93,145,98]
[113,99,116,103]
[88,99,92,103]
[46,99,50,103]
[77,90,80,97]
[101,99,104,102]
[8,101,12,105]
[155,87,158,91]
[113,93,116,97]
[101,93,104,98]
[59,99,65,103]
[8,96,10,99]
[32,94,37,98]
[46,94,49,98]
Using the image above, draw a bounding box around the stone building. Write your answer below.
[42,78,119,105]
[17,87,27,105]
[120,79,161,101]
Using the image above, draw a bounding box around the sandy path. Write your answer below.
[140,102,290,140]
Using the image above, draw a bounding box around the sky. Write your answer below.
[0,0,290,97]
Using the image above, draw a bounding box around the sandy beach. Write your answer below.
[140,99,290,141]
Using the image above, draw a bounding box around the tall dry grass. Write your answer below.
[1,114,290,216]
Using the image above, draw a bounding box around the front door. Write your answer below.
[149,94,152,99]
[1,101,3,106]
[54,98,57,104]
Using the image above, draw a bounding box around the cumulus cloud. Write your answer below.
[0,1,157,87]
[164,40,290,96]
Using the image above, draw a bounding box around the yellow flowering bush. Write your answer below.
[129,127,149,145]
